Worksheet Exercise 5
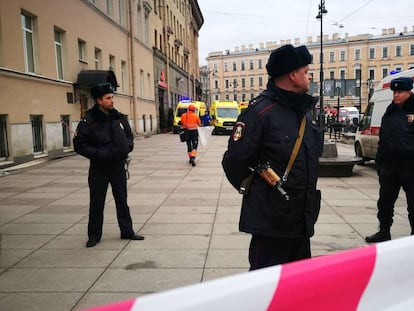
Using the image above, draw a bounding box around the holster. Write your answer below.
[239,170,255,195]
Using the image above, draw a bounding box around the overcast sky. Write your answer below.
[197,0,414,65]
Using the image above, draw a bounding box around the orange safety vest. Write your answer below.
[181,111,201,130]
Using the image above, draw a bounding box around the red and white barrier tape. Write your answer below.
[83,236,414,311]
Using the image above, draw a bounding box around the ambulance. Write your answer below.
[210,100,240,134]
[239,101,249,113]
[354,69,414,163]
[172,100,206,133]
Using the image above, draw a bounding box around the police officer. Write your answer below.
[73,82,144,248]
[366,76,414,243]
[222,44,323,270]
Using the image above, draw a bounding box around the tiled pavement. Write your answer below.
[0,133,412,310]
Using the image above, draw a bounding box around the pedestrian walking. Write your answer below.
[222,44,323,270]
[181,104,201,166]
[73,82,144,248]
[365,77,414,243]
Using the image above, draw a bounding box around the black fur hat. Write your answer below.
[390,77,413,91]
[266,44,312,78]
[90,83,114,99]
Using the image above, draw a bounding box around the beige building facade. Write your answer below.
[0,0,203,166]
[205,27,414,112]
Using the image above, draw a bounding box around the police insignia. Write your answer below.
[407,114,414,123]
[232,122,245,141]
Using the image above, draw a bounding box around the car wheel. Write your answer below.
[355,142,366,165]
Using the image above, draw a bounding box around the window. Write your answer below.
[369,48,375,59]
[258,59,262,69]
[241,78,245,88]
[369,68,375,81]
[340,50,345,61]
[329,51,335,62]
[232,62,237,71]
[250,93,254,100]
[121,61,126,92]
[94,48,101,69]
[234,93,237,101]
[214,80,218,89]
[382,47,388,58]
[54,29,64,79]
[61,115,71,148]
[118,0,126,25]
[355,68,361,80]
[241,61,245,71]
[225,94,229,100]
[224,62,228,72]
[340,70,345,80]
[329,71,335,80]
[106,0,113,15]
[249,59,254,70]
[139,69,144,96]
[0,115,9,159]
[382,67,388,78]
[250,77,254,87]
[78,39,86,61]
[410,44,414,56]
[109,54,115,70]
[225,79,229,89]
[31,115,43,153]
[395,45,402,57]
[355,49,361,60]
[21,13,36,73]
[258,76,263,87]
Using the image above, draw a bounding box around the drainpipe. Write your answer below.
[127,0,139,135]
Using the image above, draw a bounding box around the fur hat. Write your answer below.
[90,83,114,99]
[266,44,312,78]
[390,77,413,91]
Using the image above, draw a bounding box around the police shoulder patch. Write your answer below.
[407,114,414,123]
[232,122,245,141]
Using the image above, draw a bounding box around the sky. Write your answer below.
[197,0,414,65]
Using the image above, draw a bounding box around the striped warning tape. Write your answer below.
[82,235,414,311]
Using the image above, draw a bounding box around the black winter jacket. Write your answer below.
[73,104,134,165]
[222,81,323,238]
[376,94,414,168]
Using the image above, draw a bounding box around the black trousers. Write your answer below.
[248,235,311,271]
[185,129,198,154]
[377,166,414,232]
[88,162,134,240]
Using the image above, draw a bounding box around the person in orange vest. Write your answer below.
[181,104,201,166]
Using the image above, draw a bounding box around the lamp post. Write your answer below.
[316,0,328,130]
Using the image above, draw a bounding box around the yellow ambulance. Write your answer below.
[210,100,240,134]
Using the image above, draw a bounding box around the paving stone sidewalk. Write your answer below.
[0,133,411,311]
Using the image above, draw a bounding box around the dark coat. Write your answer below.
[73,104,134,165]
[222,81,323,238]
[376,94,414,168]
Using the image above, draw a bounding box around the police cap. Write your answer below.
[90,83,115,99]
[266,44,312,78]
[390,77,413,91]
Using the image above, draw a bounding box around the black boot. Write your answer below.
[190,156,196,167]
[365,231,391,243]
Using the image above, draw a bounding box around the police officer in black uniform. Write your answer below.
[73,82,144,248]
[366,76,414,243]
[222,45,323,270]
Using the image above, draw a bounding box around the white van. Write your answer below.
[354,69,414,163]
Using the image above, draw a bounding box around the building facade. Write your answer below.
[206,27,414,113]
[0,0,203,166]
